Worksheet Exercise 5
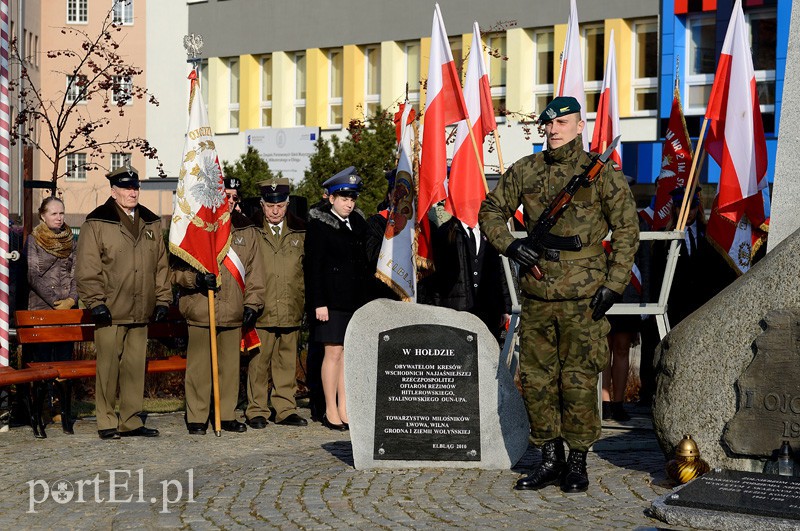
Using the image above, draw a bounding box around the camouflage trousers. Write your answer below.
[519,296,611,451]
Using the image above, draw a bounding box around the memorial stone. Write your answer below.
[345,299,529,470]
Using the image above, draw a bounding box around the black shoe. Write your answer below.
[561,450,590,493]
[119,426,159,437]
[277,413,308,427]
[602,401,612,420]
[221,420,247,433]
[322,414,348,432]
[98,428,120,440]
[610,401,631,422]
[247,416,268,429]
[187,423,207,435]
[514,440,565,490]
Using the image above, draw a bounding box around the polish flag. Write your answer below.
[556,0,588,150]
[704,0,768,221]
[707,189,769,275]
[590,30,621,169]
[445,22,495,228]
[417,3,468,262]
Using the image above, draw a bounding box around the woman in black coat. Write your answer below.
[305,167,368,430]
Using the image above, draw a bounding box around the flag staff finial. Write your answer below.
[183,33,204,69]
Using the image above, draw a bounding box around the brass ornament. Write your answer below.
[666,434,710,485]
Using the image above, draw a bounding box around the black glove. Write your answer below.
[589,286,622,321]
[195,272,218,292]
[506,239,541,269]
[90,304,112,325]
[152,305,169,323]
[242,307,258,329]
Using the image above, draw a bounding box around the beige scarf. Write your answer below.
[33,222,73,259]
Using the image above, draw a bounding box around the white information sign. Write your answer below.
[245,127,320,183]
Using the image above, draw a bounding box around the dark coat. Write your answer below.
[425,217,509,335]
[364,211,401,302]
[305,203,369,313]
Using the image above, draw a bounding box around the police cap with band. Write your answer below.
[258,177,290,203]
[537,96,581,124]
[224,177,241,190]
[106,165,140,189]
[323,166,362,196]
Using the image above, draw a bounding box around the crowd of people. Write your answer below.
[11,93,741,493]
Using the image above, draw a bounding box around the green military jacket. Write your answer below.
[479,135,639,300]
[253,211,306,328]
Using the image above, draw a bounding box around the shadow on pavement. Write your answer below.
[322,440,355,467]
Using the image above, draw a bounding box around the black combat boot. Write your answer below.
[514,439,566,490]
[561,450,589,493]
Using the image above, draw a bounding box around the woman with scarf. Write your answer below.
[26,196,77,363]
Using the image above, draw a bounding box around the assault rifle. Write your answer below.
[527,136,621,280]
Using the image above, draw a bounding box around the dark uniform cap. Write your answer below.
[323,166,362,195]
[670,185,702,207]
[537,96,581,124]
[258,177,291,203]
[224,177,241,190]
[106,165,140,189]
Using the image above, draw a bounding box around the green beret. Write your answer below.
[537,96,581,124]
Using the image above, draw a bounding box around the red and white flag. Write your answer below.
[556,0,588,150]
[445,21,495,228]
[650,82,693,230]
[590,30,621,169]
[704,0,768,221]
[169,70,231,279]
[417,3,468,264]
[706,190,769,275]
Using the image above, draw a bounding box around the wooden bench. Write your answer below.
[0,365,61,438]
[13,308,188,438]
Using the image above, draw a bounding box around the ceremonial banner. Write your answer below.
[650,83,693,230]
[169,70,231,276]
[556,0,588,150]
[590,30,621,169]
[704,0,768,220]
[445,21,496,228]
[417,3,468,264]
[376,104,417,301]
[707,190,769,275]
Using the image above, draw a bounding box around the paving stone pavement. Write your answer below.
[0,405,682,530]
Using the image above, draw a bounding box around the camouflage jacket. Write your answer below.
[478,135,639,300]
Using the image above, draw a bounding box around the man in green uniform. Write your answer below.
[76,166,171,440]
[479,96,639,492]
[245,178,308,428]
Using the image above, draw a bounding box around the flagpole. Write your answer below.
[677,118,709,230]
[492,129,505,174]
[465,118,488,193]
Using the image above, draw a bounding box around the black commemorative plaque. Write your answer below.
[373,324,480,461]
[665,469,800,520]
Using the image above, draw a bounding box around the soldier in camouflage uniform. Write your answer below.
[478,96,639,493]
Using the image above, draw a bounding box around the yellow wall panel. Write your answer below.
[208,57,227,133]
[605,19,632,117]
[381,41,404,114]
[305,48,328,127]
[507,28,534,118]
[343,45,365,125]
[239,54,260,131]
[271,51,294,128]
[419,37,431,113]
[553,23,567,95]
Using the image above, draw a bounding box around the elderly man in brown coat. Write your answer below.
[76,166,172,440]
[245,178,307,429]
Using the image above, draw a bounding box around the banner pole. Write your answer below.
[677,117,709,231]
[208,293,222,436]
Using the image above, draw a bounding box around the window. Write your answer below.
[66,75,88,103]
[65,153,87,181]
[328,49,343,127]
[112,0,134,25]
[227,57,240,131]
[486,33,507,119]
[748,9,776,113]
[294,52,306,126]
[404,42,420,111]
[364,45,381,118]
[686,14,715,113]
[632,19,658,114]
[533,30,555,115]
[582,24,604,114]
[67,0,88,24]
[261,55,272,127]
[111,152,131,171]
[112,75,132,104]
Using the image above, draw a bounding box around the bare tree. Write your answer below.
[9,0,165,186]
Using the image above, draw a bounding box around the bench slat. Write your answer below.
[17,326,95,343]
[0,366,60,386]
[27,356,186,380]
[15,309,92,326]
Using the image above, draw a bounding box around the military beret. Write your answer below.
[258,177,290,203]
[106,165,140,189]
[537,96,581,124]
[224,177,241,190]
[670,185,702,206]
[323,166,362,195]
